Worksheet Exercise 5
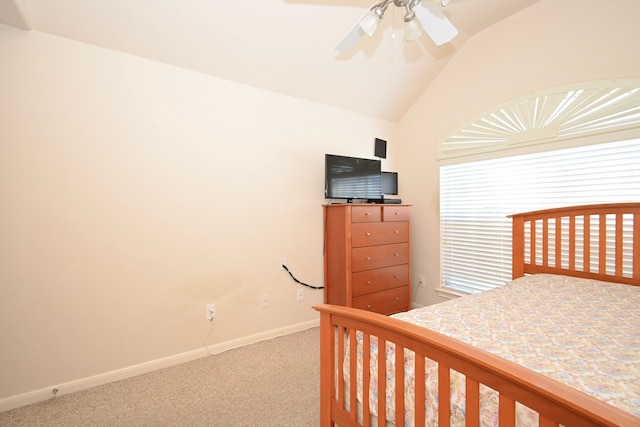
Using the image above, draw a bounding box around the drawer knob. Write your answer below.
[394,212,399,215]
[394,275,399,279]
[366,232,371,236]
[366,280,372,284]
[394,230,399,234]
[394,252,399,257]
[395,297,400,301]
[366,256,371,261]
[367,304,372,309]
[365,212,370,216]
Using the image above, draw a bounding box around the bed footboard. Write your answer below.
[314,304,638,427]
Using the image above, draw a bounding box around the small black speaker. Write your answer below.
[374,138,387,158]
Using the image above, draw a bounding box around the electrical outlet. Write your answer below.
[261,294,269,308]
[296,288,304,302]
[418,274,426,288]
[205,303,216,320]
[279,258,286,270]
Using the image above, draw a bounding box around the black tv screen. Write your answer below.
[325,154,382,201]
[381,171,398,195]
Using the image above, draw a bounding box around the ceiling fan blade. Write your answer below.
[336,21,365,52]
[414,1,458,46]
[336,9,377,52]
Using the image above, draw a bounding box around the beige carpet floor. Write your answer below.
[0,327,320,426]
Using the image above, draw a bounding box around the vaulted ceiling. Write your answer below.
[0,0,540,121]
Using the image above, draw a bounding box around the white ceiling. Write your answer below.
[0,0,540,121]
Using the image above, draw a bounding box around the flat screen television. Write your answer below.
[381,171,398,195]
[325,154,382,201]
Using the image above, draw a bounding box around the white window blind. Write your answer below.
[440,139,640,293]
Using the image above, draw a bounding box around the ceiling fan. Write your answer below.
[336,0,458,52]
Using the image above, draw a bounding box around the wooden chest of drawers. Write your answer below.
[323,204,411,315]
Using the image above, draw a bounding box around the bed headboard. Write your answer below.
[509,203,640,286]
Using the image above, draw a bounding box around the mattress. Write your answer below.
[346,274,640,426]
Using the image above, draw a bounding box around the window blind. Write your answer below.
[440,139,640,293]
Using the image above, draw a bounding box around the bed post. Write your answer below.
[318,310,333,427]
[635,212,640,280]
[511,215,525,279]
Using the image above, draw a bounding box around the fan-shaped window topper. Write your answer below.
[439,79,640,160]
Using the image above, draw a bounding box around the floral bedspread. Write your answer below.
[347,274,640,426]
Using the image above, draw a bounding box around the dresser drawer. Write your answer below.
[383,206,410,222]
[351,206,381,223]
[352,265,409,297]
[351,222,409,247]
[351,243,409,272]
[352,286,409,315]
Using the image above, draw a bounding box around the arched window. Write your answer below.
[439,80,640,294]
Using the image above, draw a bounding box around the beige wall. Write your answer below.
[0,25,397,405]
[399,0,640,307]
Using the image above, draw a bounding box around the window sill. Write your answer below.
[435,287,468,300]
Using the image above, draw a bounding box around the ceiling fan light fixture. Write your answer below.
[335,0,457,52]
[404,18,423,41]
[359,8,384,37]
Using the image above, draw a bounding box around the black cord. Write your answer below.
[282,264,324,289]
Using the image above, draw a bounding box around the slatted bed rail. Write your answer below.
[314,304,638,427]
[509,203,640,285]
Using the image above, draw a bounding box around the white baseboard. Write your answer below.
[0,319,319,413]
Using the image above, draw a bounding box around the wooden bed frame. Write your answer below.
[314,203,640,427]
